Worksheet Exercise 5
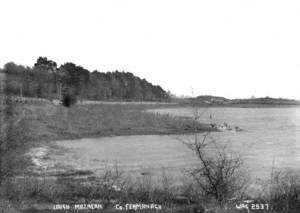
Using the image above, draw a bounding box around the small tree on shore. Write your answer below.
[184,132,248,208]
[180,104,248,209]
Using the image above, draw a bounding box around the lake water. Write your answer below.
[52,107,300,183]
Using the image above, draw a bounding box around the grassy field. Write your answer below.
[20,102,213,143]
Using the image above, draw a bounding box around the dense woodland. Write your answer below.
[1,57,170,101]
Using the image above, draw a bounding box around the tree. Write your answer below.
[34,56,57,71]
[34,57,58,99]
[2,62,29,98]
[60,63,90,100]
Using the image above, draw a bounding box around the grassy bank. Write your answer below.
[20,102,213,143]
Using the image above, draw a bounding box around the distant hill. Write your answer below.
[1,57,170,101]
[231,97,300,105]
[181,95,300,106]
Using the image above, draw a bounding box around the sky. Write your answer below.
[0,0,300,99]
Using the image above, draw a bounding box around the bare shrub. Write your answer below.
[183,132,248,209]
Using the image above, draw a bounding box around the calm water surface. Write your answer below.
[54,107,300,181]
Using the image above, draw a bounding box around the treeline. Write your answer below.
[1,57,170,101]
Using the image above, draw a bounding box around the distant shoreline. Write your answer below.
[179,103,300,108]
[175,95,300,107]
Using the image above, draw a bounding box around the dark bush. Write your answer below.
[62,94,77,107]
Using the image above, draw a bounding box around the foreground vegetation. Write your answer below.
[1,162,299,213]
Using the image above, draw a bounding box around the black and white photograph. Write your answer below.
[0,0,299,212]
